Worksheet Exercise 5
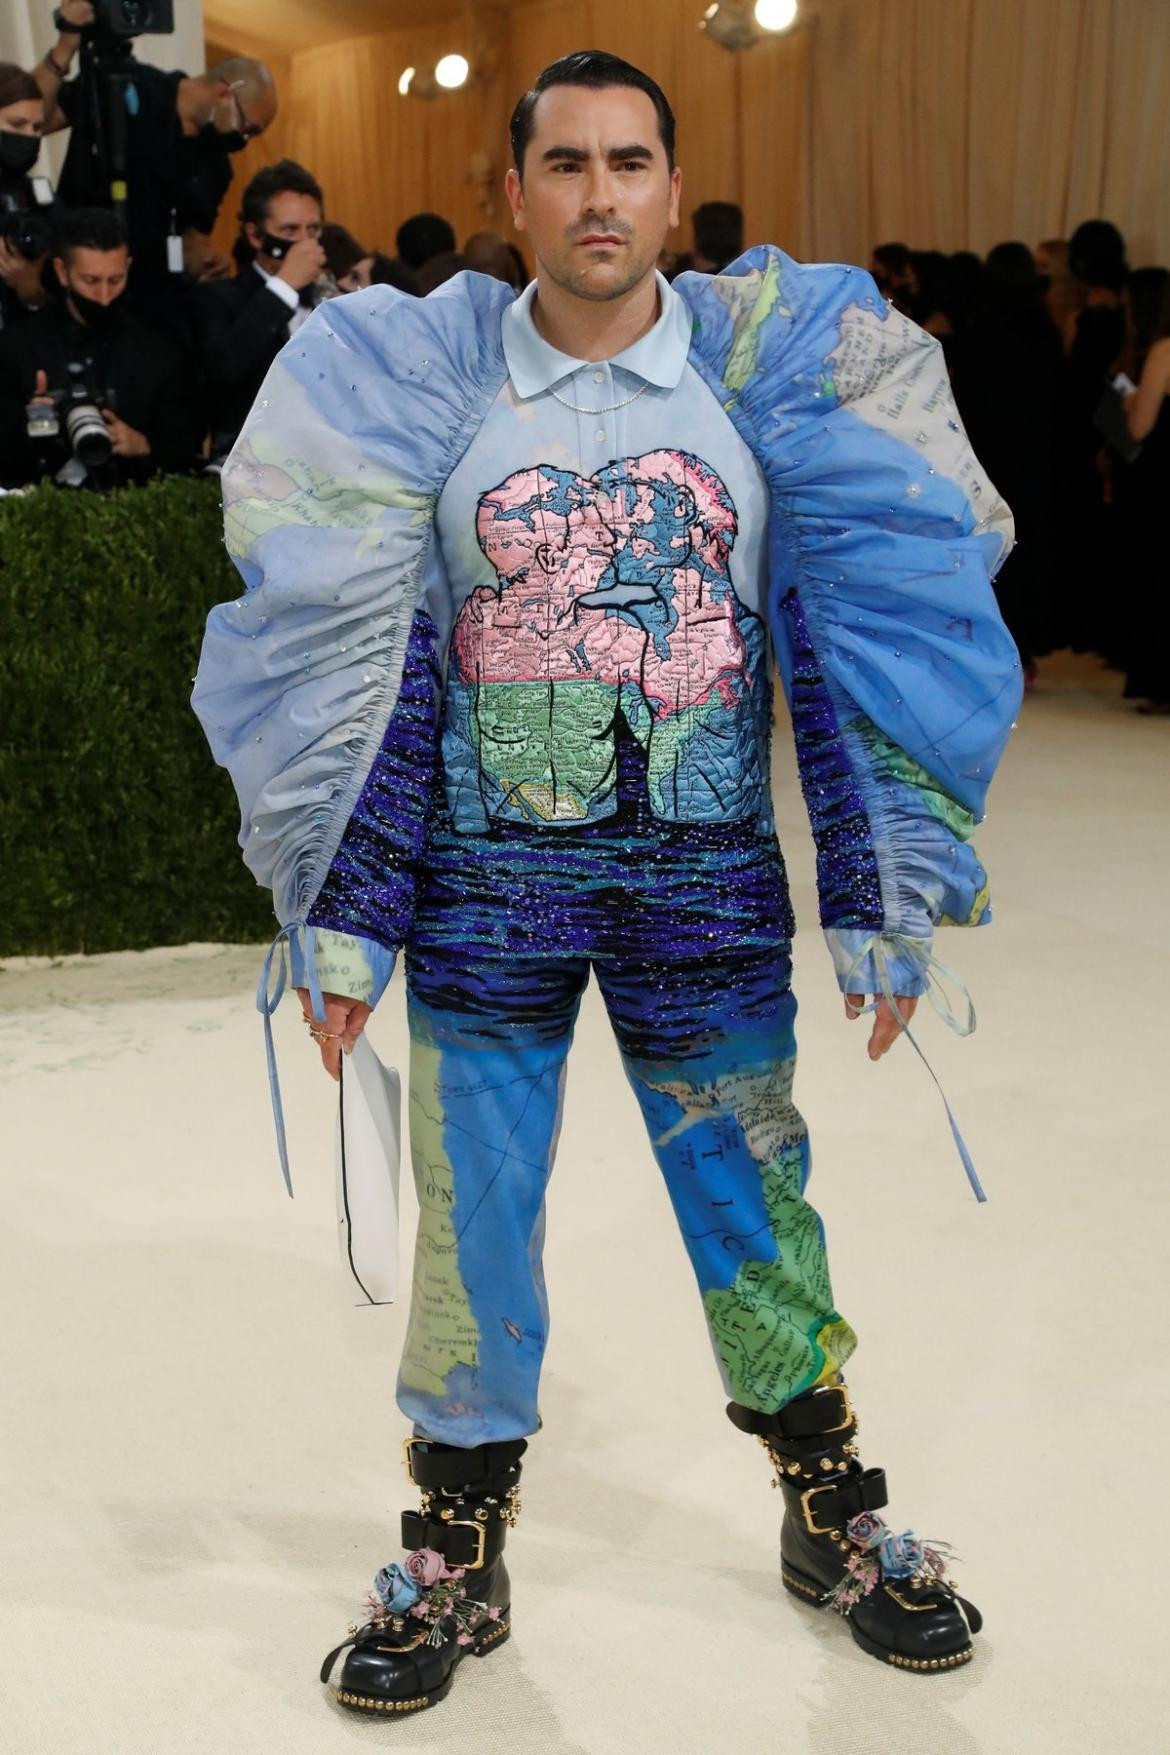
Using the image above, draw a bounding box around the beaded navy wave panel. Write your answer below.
[307,609,441,949]
[779,586,883,931]
[413,707,795,961]
[405,939,794,1064]
[308,604,793,962]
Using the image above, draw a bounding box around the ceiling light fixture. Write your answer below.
[701,0,798,49]
[398,53,472,98]
[435,53,470,90]
[755,0,798,28]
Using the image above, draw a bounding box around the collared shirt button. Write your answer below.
[595,428,606,442]
[592,370,605,383]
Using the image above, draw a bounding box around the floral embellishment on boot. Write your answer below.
[825,1513,955,1614]
[372,1561,425,1615]
[404,1548,448,1588]
[362,1548,500,1649]
[844,1510,884,1547]
[878,1531,927,1579]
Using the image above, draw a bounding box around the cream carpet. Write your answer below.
[1,653,1165,1755]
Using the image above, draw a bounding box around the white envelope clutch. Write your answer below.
[335,1035,402,1307]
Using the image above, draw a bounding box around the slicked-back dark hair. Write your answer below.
[509,50,676,176]
[57,206,127,260]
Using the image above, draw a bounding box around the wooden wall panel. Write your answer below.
[204,0,1170,276]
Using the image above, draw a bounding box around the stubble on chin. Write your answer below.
[546,248,655,303]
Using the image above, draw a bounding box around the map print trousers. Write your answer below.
[396,939,858,1446]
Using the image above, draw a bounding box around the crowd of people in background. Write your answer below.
[0,18,1167,714]
[862,223,1170,713]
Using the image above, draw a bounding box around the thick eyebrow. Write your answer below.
[540,143,655,164]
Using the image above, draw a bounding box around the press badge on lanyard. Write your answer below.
[167,210,183,275]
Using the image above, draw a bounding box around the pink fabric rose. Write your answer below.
[404,1547,447,1588]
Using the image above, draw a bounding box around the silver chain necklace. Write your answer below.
[549,380,649,415]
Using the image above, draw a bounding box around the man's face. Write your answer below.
[246,191,323,264]
[505,83,681,304]
[206,78,275,140]
[54,244,130,307]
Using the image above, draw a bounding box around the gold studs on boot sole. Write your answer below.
[336,1691,431,1712]
[334,1618,511,1714]
[780,1567,828,1604]
[781,1567,975,1674]
[887,1648,974,1672]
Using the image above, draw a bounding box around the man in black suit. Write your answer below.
[197,160,328,461]
[0,205,198,488]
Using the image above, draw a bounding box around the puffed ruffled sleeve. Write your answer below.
[192,276,511,1009]
[685,249,1021,998]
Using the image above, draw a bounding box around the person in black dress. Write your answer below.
[951,242,1062,677]
[1058,220,1129,656]
[1119,268,1170,712]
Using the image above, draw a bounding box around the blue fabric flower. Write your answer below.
[373,1562,421,1612]
[878,1531,925,1579]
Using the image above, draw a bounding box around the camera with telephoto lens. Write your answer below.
[52,0,174,42]
[96,0,174,34]
[27,364,116,469]
[0,195,53,262]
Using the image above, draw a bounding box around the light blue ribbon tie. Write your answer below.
[843,933,986,1203]
[256,921,324,1198]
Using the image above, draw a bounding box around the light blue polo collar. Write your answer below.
[502,271,692,398]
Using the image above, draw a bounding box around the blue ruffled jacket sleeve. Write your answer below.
[191,275,511,1010]
[681,249,1022,998]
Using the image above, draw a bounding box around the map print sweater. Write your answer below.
[193,248,1020,1022]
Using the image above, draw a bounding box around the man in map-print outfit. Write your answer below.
[193,51,1020,1714]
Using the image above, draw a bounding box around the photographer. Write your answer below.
[196,159,327,459]
[34,2,275,329]
[0,205,198,488]
[0,63,54,329]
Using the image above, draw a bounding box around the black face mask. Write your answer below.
[69,289,124,335]
[198,121,248,155]
[0,132,41,176]
[257,231,292,261]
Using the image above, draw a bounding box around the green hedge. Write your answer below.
[0,477,274,956]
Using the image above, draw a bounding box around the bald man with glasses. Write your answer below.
[34,0,276,323]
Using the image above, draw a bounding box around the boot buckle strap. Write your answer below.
[798,1465,887,1535]
[814,1383,855,1436]
[727,1383,856,1443]
[441,1518,487,1570]
[400,1508,489,1570]
[800,1482,845,1535]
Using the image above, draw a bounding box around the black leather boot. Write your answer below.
[320,1436,526,1716]
[729,1383,982,1674]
